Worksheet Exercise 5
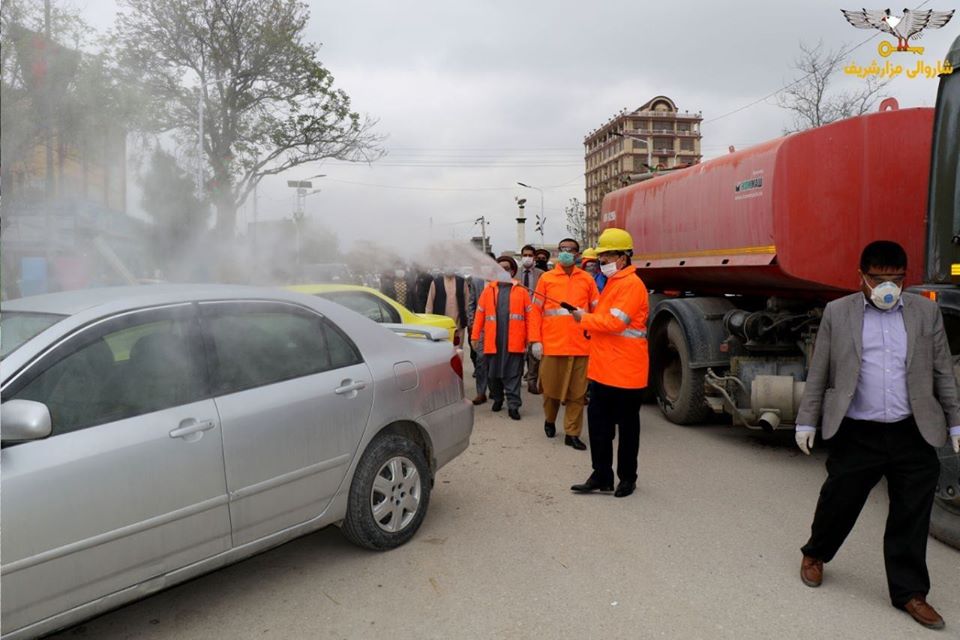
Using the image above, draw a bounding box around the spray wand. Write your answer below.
[475,274,580,313]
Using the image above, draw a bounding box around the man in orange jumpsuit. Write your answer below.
[470,256,532,420]
[529,238,599,450]
[570,228,649,498]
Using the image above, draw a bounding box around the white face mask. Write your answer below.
[394,269,405,278]
[865,279,901,310]
[600,261,618,277]
[521,256,535,268]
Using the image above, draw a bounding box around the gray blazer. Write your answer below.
[796,292,960,447]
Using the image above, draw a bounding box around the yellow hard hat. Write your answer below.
[596,228,633,253]
[581,247,598,262]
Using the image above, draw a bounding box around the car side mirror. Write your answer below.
[1,399,52,442]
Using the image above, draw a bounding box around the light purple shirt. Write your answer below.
[846,297,911,422]
[797,295,960,437]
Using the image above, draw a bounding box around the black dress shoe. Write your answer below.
[614,481,636,498]
[508,408,521,420]
[544,421,556,438]
[564,435,587,450]
[491,400,503,412]
[570,477,614,493]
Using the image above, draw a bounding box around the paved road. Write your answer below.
[53,387,960,640]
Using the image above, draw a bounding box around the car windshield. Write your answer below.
[0,312,67,360]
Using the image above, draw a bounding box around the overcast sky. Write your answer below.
[76,0,957,254]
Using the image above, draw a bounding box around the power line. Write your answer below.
[322,173,584,193]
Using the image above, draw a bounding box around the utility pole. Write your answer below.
[474,216,488,254]
[44,0,53,198]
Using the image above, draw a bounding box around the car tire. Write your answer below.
[342,433,432,551]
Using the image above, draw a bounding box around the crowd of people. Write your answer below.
[465,229,650,499]
[374,229,649,498]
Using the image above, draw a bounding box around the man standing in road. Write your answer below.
[529,238,599,450]
[426,266,469,346]
[471,256,532,421]
[569,228,649,498]
[379,262,418,310]
[467,252,497,405]
[518,244,546,394]
[795,240,960,631]
[534,248,551,273]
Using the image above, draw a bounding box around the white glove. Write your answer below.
[571,308,585,322]
[796,430,815,455]
[531,342,543,360]
[952,433,960,454]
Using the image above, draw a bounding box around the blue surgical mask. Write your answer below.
[557,252,575,267]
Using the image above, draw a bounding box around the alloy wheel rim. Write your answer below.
[371,456,421,533]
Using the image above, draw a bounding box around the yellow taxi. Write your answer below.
[286,284,458,343]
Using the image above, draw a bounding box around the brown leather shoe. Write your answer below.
[800,555,823,588]
[903,596,945,630]
[471,394,487,405]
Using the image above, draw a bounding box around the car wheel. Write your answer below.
[342,433,432,550]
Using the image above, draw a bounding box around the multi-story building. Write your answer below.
[583,96,702,246]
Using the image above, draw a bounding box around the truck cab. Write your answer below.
[910,34,960,549]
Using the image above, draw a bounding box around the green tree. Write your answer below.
[140,148,212,280]
[1,0,140,205]
[114,0,384,239]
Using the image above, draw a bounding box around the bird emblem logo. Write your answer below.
[841,8,954,56]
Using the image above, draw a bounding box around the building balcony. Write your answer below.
[636,110,702,120]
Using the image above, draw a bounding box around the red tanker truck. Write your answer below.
[599,36,960,547]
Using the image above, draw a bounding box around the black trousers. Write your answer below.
[585,382,644,485]
[801,416,940,607]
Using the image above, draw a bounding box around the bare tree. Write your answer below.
[776,40,890,133]
[114,0,385,238]
[564,197,587,248]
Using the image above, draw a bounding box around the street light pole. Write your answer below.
[286,174,326,267]
[517,182,544,245]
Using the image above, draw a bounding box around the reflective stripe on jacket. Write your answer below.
[528,266,600,356]
[470,281,532,354]
[580,265,649,388]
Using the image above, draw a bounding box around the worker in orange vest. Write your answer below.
[528,238,599,450]
[470,255,533,420]
[570,228,649,498]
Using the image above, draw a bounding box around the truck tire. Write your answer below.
[654,319,711,425]
[930,441,960,550]
[342,433,432,551]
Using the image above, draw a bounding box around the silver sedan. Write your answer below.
[0,285,473,640]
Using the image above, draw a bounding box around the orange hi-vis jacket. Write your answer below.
[470,281,532,355]
[528,266,600,356]
[580,265,649,389]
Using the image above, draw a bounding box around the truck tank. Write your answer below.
[601,105,934,300]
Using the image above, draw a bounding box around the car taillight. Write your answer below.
[450,353,463,379]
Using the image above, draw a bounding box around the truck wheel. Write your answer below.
[342,433,432,551]
[930,442,960,550]
[655,319,711,425]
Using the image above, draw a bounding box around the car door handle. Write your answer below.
[169,419,216,439]
[335,379,367,395]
